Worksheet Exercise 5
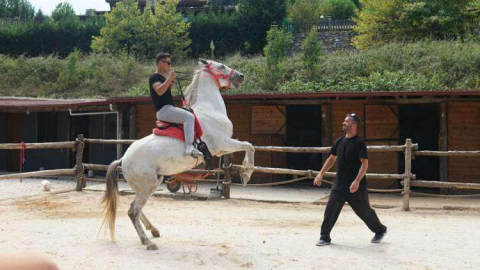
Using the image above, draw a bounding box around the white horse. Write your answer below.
[101,59,255,250]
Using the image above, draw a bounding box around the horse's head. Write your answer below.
[198,58,245,92]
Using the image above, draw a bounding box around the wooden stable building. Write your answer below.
[1,91,479,190]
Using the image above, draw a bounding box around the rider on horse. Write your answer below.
[149,53,203,157]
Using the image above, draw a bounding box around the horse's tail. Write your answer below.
[100,158,122,242]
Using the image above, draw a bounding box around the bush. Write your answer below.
[353,0,476,49]
[301,27,323,80]
[318,0,358,20]
[287,0,358,33]
[287,0,322,33]
[0,52,149,98]
[263,25,293,89]
[2,41,480,98]
[0,16,104,57]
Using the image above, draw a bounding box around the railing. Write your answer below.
[79,137,480,210]
[0,141,78,185]
[317,19,356,31]
[2,136,480,211]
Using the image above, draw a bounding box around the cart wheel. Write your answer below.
[166,179,181,193]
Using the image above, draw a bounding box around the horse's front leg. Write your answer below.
[219,138,255,185]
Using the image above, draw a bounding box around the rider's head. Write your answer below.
[156,52,172,73]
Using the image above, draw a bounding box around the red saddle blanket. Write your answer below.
[152,113,203,142]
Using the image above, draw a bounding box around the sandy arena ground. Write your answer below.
[0,180,480,269]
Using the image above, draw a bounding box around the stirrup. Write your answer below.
[186,147,203,157]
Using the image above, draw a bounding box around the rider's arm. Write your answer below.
[153,77,174,96]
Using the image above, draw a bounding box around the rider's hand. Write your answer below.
[169,70,176,80]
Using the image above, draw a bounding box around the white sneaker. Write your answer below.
[186,145,203,156]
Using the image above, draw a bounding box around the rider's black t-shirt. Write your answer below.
[150,73,174,111]
[330,135,368,191]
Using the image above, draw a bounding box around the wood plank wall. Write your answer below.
[134,101,480,187]
[448,102,480,184]
[228,104,286,183]
[332,101,399,188]
[136,105,157,139]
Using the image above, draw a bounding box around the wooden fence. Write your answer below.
[1,135,480,211]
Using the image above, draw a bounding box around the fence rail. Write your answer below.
[414,150,480,157]
[0,142,76,150]
[1,135,480,211]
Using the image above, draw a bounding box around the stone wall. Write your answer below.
[292,30,357,54]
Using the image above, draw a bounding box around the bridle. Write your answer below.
[201,63,235,91]
[176,63,237,107]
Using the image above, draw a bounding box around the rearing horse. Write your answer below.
[101,59,255,250]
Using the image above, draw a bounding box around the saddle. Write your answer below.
[152,108,213,169]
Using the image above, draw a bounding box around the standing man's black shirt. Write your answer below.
[330,135,368,191]
[150,73,174,111]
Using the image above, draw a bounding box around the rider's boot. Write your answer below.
[186,144,203,157]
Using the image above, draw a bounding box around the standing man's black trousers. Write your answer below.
[320,186,386,238]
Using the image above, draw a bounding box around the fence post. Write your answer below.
[403,139,413,211]
[75,134,85,191]
[222,154,233,199]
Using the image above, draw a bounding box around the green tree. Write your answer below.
[398,0,475,40]
[264,25,293,66]
[51,2,80,27]
[263,25,293,89]
[152,0,191,59]
[301,26,322,80]
[0,0,35,20]
[353,0,407,49]
[34,8,45,21]
[287,0,322,33]
[92,0,190,59]
[208,0,239,6]
[186,10,241,56]
[353,0,477,49]
[352,0,361,9]
[91,0,142,55]
[471,0,480,7]
[238,0,287,54]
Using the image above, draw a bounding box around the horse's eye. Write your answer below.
[220,65,226,69]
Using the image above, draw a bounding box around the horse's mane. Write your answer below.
[184,70,201,106]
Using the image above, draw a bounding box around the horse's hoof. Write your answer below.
[240,174,250,186]
[151,229,161,238]
[147,243,158,250]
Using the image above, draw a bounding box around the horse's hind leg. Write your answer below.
[128,186,158,250]
[140,175,163,238]
[140,212,160,238]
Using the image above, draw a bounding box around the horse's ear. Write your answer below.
[198,58,209,65]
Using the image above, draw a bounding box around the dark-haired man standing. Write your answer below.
[314,113,387,246]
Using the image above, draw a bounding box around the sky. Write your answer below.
[29,0,111,15]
